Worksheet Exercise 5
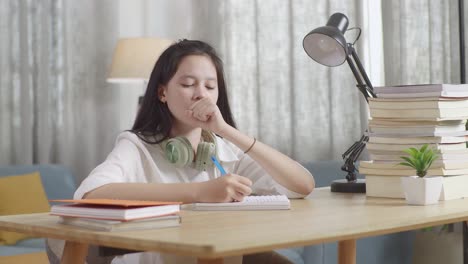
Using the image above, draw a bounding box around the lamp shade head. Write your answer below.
[303,13,349,67]
[107,37,173,83]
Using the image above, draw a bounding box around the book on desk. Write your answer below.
[362,83,468,201]
[50,198,182,231]
[374,83,468,98]
[366,174,468,201]
[57,214,180,232]
[369,97,468,109]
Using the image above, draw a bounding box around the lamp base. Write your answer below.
[330,179,366,193]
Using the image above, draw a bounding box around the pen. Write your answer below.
[211,156,227,175]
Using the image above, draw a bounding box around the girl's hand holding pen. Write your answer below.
[211,156,226,175]
[194,174,253,203]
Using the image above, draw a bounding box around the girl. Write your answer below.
[74,39,315,264]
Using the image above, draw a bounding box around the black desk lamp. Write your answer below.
[302,12,376,193]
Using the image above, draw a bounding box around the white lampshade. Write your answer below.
[107,37,173,83]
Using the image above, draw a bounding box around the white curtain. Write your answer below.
[2,0,466,183]
[192,0,367,163]
[0,0,120,181]
[194,0,468,163]
[382,0,464,85]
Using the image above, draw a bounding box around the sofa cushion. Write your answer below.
[0,172,50,245]
[0,250,49,263]
[15,238,46,249]
[0,164,77,203]
[0,245,46,256]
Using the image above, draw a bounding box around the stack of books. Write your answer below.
[360,84,468,200]
[50,199,181,231]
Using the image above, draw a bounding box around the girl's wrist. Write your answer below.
[191,182,204,202]
[214,122,231,138]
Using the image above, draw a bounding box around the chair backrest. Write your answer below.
[0,164,77,202]
[301,160,364,187]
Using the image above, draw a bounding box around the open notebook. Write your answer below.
[190,195,290,211]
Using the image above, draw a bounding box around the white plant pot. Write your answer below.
[400,176,443,205]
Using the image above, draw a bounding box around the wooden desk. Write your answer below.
[1,188,468,264]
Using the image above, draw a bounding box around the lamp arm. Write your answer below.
[346,44,377,99]
[341,134,365,158]
[339,44,376,182]
[346,57,369,102]
[341,133,368,182]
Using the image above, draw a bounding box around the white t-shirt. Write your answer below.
[75,131,305,200]
[74,131,306,264]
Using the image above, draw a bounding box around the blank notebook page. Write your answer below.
[190,195,290,211]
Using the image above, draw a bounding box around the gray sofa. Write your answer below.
[0,164,77,257]
[277,160,414,264]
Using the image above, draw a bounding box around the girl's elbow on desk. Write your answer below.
[300,177,315,196]
[289,175,315,197]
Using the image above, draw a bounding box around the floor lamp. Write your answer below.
[107,38,173,105]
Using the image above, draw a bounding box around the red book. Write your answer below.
[50,199,181,221]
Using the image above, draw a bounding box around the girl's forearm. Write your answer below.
[83,182,203,203]
[219,125,315,195]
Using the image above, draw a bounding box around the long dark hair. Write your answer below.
[130,39,236,144]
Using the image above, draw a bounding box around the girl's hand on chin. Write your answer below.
[185,98,228,134]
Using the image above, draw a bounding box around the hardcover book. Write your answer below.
[50,199,181,221]
[369,97,468,109]
[369,108,468,120]
[366,142,467,152]
[359,167,468,177]
[360,160,468,170]
[369,152,468,161]
[368,125,466,136]
[366,174,468,201]
[368,118,466,127]
[58,214,180,231]
[374,84,468,98]
[368,136,468,144]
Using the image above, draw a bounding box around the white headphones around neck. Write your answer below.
[161,130,217,171]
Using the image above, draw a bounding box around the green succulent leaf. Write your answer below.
[400,156,414,164]
[399,144,439,178]
[420,144,428,153]
[399,162,415,169]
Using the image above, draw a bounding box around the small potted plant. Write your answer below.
[399,144,443,205]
